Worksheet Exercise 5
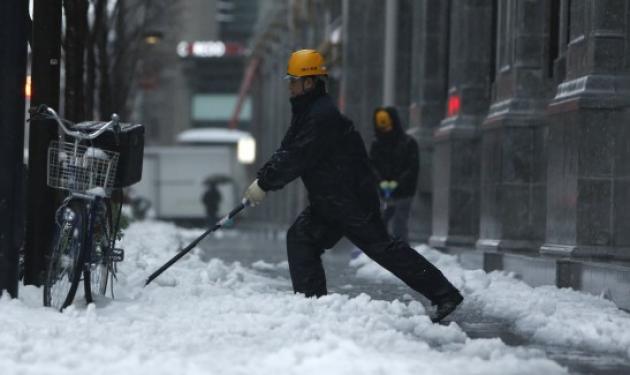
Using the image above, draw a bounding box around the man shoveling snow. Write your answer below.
[243,49,462,323]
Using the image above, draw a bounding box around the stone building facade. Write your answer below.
[247,0,630,306]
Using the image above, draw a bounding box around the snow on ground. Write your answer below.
[351,245,630,359]
[0,222,567,375]
[251,259,290,272]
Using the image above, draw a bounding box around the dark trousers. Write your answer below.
[286,207,458,302]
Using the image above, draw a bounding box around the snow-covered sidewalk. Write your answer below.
[0,221,627,374]
[351,246,630,359]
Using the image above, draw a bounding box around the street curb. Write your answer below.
[444,247,630,311]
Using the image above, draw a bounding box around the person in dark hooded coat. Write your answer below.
[369,107,419,242]
[243,49,463,322]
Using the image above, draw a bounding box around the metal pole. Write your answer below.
[0,0,29,297]
[383,0,398,106]
[24,0,62,286]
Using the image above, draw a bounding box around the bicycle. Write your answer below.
[30,105,144,311]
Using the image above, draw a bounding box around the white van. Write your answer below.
[132,128,255,222]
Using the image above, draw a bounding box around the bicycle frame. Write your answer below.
[56,192,105,258]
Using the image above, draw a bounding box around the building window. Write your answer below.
[191,94,252,123]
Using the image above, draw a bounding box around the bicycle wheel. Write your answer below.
[84,201,113,301]
[44,201,87,311]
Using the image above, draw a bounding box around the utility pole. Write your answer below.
[23,0,62,286]
[383,0,398,106]
[0,0,29,297]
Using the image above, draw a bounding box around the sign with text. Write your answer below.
[177,41,246,58]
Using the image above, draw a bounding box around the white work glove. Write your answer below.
[244,179,266,207]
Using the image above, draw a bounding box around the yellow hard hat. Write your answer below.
[286,49,327,78]
[375,109,393,133]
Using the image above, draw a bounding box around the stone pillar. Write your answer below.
[429,0,494,249]
[407,0,450,242]
[394,0,413,120]
[542,0,630,260]
[341,0,386,139]
[477,0,550,253]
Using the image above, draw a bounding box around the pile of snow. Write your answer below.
[0,222,567,374]
[251,259,289,272]
[351,245,630,359]
[86,187,108,197]
[84,147,111,160]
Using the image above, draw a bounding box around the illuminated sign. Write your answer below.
[237,137,256,164]
[25,75,31,99]
[177,41,245,58]
[447,93,461,117]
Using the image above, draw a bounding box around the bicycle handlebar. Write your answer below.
[34,105,120,141]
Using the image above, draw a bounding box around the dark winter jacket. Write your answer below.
[369,107,419,199]
[257,82,380,222]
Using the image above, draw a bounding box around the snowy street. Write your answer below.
[6,1,630,374]
[2,221,630,374]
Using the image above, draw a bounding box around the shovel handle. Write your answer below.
[144,200,249,286]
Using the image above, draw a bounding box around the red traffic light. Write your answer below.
[447,93,460,117]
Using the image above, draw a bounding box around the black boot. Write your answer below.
[431,291,463,323]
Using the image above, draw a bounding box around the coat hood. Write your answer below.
[373,106,403,139]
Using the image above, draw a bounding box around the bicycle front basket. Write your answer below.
[47,141,120,197]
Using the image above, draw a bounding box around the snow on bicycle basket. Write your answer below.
[47,141,119,197]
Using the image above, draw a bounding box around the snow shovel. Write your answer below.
[144,199,249,286]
